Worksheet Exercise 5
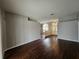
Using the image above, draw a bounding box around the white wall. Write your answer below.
[28,21,41,41]
[1,11,7,52]
[5,13,41,50]
[78,18,79,41]
[78,21,79,41]
[0,9,3,59]
[58,20,78,41]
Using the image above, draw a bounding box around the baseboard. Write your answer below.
[3,39,39,52]
[3,38,79,53]
[60,38,79,42]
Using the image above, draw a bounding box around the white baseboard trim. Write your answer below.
[59,38,79,42]
[3,39,39,52]
[3,39,79,53]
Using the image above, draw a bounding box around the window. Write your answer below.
[42,24,49,32]
[52,22,58,34]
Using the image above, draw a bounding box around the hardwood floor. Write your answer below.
[4,38,79,59]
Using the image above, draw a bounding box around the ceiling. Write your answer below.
[1,0,79,22]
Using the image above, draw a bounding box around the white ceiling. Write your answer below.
[1,0,79,22]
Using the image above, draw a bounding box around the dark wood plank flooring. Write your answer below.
[4,38,79,59]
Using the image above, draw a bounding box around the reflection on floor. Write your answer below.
[4,38,79,59]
